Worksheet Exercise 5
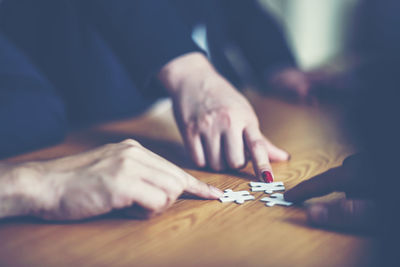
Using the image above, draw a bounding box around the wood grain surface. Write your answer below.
[0,91,376,267]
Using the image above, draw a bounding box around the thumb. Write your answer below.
[306,199,376,231]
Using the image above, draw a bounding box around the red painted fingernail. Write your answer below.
[262,171,273,183]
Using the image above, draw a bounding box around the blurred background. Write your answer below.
[261,0,360,70]
[192,0,362,71]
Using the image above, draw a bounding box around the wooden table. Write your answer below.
[0,91,376,267]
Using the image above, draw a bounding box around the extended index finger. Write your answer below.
[284,167,347,203]
[183,174,223,199]
[243,126,273,182]
[139,145,223,200]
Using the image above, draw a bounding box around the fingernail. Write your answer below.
[307,205,328,225]
[283,150,291,161]
[262,171,273,183]
[209,185,224,198]
[276,150,290,161]
[287,153,292,161]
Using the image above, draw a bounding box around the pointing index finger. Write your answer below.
[183,173,223,199]
[243,126,274,182]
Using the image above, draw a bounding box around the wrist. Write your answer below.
[158,52,215,95]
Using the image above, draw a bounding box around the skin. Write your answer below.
[0,52,289,220]
[159,52,289,179]
[284,155,376,231]
[0,139,223,220]
[267,67,314,104]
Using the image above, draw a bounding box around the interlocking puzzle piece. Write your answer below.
[219,189,255,204]
[260,193,293,207]
[249,181,285,194]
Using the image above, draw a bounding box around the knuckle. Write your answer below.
[111,194,132,209]
[197,113,213,129]
[166,192,180,205]
[216,108,232,129]
[161,178,184,198]
[153,194,168,211]
[180,175,190,190]
[114,155,132,169]
[169,183,184,198]
[196,108,233,131]
[121,143,143,157]
[121,139,142,147]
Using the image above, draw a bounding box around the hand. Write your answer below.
[0,139,222,221]
[159,53,289,181]
[284,154,377,231]
[266,67,314,103]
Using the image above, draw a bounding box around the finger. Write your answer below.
[223,130,246,169]
[262,136,290,162]
[244,147,251,166]
[183,174,223,199]
[306,199,377,231]
[142,147,211,192]
[202,133,225,171]
[133,149,223,200]
[243,126,274,182]
[140,179,181,209]
[184,132,206,168]
[143,158,224,200]
[293,78,312,101]
[284,167,346,203]
[141,172,185,202]
[130,181,169,213]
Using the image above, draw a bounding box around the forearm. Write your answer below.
[0,162,45,219]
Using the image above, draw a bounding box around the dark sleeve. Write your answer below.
[220,0,296,78]
[0,33,67,159]
[83,0,204,89]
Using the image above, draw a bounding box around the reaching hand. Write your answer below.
[159,53,290,182]
[0,139,222,221]
[284,154,377,231]
[267,67,313,103]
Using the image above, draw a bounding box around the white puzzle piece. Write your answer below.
[249,181,285,194]
[260,193,293,207]
[219,189,255,204]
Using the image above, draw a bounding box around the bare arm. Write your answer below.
[0,139,222,221]
[0,162,46,218]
